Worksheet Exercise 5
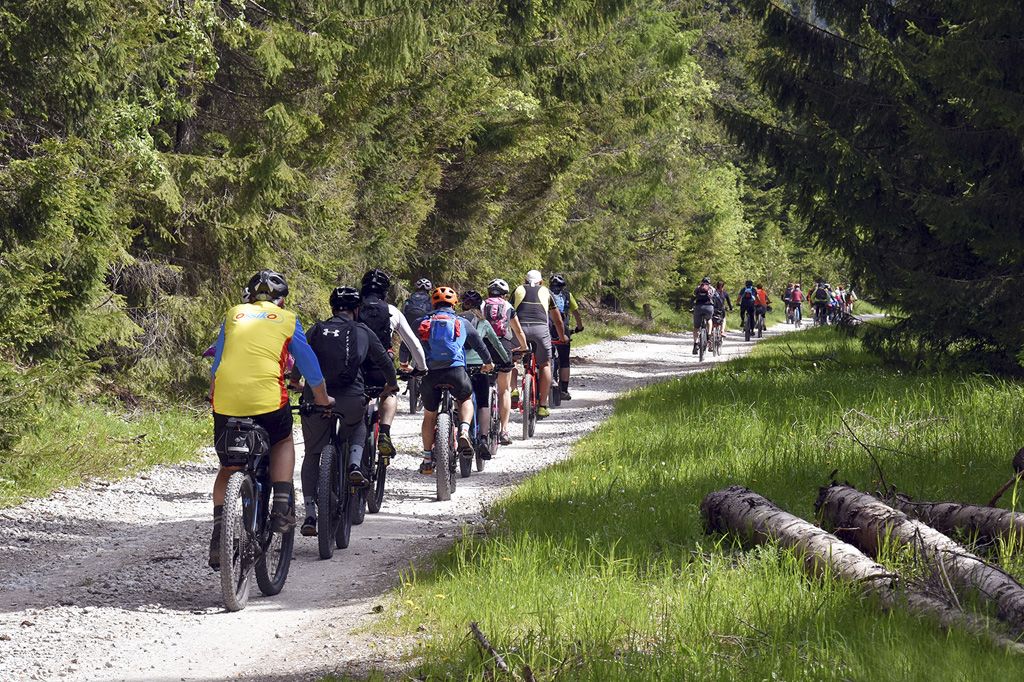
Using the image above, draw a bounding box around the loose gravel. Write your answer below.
[0,326,790,681]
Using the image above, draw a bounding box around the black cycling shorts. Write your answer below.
[692,305,714,329]
[422,367,473,412]
[469,369,490,409]
[213,405,292,467]
[554,339,570,367]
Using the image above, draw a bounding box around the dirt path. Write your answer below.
[0,324,792,681]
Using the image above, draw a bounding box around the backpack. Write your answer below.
[357,296,393,350]
[309,316,363,388]
[483,297,510,339]
[814,286,829,301]
[402,291,433,328]
[740,286,756,302]
[418,311,465,364]
[695,283,714,305]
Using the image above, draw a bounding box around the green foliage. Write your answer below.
[722,0,1024,372]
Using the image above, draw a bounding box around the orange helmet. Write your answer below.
[431,286,458,306]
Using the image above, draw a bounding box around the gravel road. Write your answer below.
[0,325,790,682]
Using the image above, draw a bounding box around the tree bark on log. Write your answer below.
[703,485,1024,653]
[891,494,1024,545]
[816,484,1024,629]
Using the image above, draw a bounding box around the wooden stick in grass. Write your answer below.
[816,484,1024,629]
[469,622,510,673]
[701,485,1024,653]
[891,493,1024,545]
[987,446,1024,507]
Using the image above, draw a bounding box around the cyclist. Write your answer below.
[714,280,733,336]
[399,278,433,366]
[459,290,512,457]
[416,287,494,474]
[295,286,398,537]
[754,284,771,329]
[512,270,567,419]
[711,280,729,339]
[811,281,830,324]
[207,270,334,570]
[548,274,584,400]
[357,269,427,459]
[737,279,757,336]
[788,283,804,322]
[482,278,528,444]
[691,276,715,354]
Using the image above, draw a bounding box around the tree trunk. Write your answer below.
[703,485,1024,652]
[891,494,1024,545]
[816,484,1024,629]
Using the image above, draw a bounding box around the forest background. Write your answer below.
[1,0,1021,464]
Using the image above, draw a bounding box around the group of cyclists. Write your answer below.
[205,267,583,571]
[690,277,858,350]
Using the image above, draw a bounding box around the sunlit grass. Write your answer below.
[1,402,209,507]
[381,327,1024,680]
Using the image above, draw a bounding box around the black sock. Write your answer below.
[212,504,223,536]
[379,423,390,436]
[560,380,569,391]
[271,482,293,516]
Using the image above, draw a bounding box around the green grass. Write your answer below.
[380,328,1024,681]
[0,400,210,507]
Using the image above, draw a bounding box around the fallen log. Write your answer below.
[702,485,1024,652]
[816,484,1024,629]
[891,494,1024,545]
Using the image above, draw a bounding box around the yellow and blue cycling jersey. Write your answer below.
[211,301,324,416]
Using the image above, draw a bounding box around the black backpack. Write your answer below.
[309,316,363,387]
[358,296,393,350]
[402,291,433,328]
[695,283,714,305]
[814,286,829,301]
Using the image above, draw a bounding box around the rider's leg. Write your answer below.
[497,371,512,431]
[537,361,552,408]
[421,410,438,451]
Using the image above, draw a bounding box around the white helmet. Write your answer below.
[487,278,510,296]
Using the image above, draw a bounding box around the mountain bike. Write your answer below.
[518,345,539,440]
[742,309,754,342]
[755,306,767,339]
[697,322,709,362]
[460,366,491,478]
[406,374,422,414]
[710,315,724,357]
[430,380,460,501]
[218,414,297,612]
[363,385,389,515]
[485,371,500,462]
[307,404,355,560]
[790,304,802,329]
[549,337,561,407]
[785,304,794,324]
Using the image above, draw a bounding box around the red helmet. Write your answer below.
[431,286,458,306]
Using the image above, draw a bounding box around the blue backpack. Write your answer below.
[418,311,466,365]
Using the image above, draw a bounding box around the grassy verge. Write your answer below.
[1,400,210,507]
[382,327,1024,681]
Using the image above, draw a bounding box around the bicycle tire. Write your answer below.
[409,376,421,414]
[698,327,707,362]
[549,351,561,407]
[434,412,453,501]
[744,318,751,342]
[335,481,351,550]
[316,444,339,560]
[220,471,255,611]
[528,379,538,438]
[255,496,294,596]
[459,451,473,478]
[485,385,499,465]
[366,449,387,514]
[350,485,367,526]
[521,375,533,441]
[757,315,764,338]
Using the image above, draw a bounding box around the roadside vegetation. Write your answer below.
[383,326,1024,680]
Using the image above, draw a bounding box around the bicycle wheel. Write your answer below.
[409,376,421,414]
[757,315,764,338]
[335,480,351,550]
[316,444,340,560]
[221,471,256,611]
[528,379,538,438]
[549,351,561,407]
[521,375,533,440]
[350,484,367,525]
[698,327,707,362]
[434,412,453,501]
[255,496,294,597]
[486,386,499,464]
[744,317,751,342]
[366,448,387,514]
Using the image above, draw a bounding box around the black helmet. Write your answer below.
[240,286,251,303]
[247,270,288,302]
[550,274,567,293]
[487,278,509,297]
[745,279,753,287]
[701,276,712,285]
[462,289,483,309]
[361,268,391,296]
[414,278,432,291]
[330,286,361,311]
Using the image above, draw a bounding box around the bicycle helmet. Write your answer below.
[329,286,361,311]
[462,289,483,309]
[702,276,712,285]
[550,274,567,293]
[431,286,458,307]
[487,278,510,297]
[240,286,251,303]
[745,279,753,287]
[247,270,289,302]
[360,268,391,296]
[414,277,433,291]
